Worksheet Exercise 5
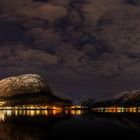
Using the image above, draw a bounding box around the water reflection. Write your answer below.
[1,108,140,123]
[95,107,140,113]
[0,109,84,122]
[0,110,140,139]
[0,109,65,122]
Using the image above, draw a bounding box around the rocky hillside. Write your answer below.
[0,74,72,106]
[112,90,140,107]
[78,90,140,108]
[91,90,140,107]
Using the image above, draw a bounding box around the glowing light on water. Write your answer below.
[75,110,82,115]
[6,110,12,117]
[30,110,35,116]
[70,110,82,115]
[0,111,5,122]
[65,110,68,115]
[97,107,139,113]
[43,110,48,116]
[15,110,18,116]
[53,110,57,115]
[36,110,40,115]
[1,105,140,123]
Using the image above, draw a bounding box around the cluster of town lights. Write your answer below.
[1,102,140,113]
[0,102,84,110]
[95,107,139,113]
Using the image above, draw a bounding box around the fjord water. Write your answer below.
[0,110,139,140]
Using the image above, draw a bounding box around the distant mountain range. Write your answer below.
[74,90,140,108]
[0,74,139,108]
[91,90,140,108]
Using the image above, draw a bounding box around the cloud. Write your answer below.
[0,21,26,43]
[125,0,140,5]
[1,0,140,98]
[0,44,59,70]
[19,3,68,23]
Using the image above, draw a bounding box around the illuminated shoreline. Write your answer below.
[0,104,85,110]
[1,101,140,113]
[93,107,140,113]
[0,108,84,122]
[1,107,140,122]
[0,106,140,113]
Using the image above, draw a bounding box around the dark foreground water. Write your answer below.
[0,110,140,140]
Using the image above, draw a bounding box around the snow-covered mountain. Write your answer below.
[0,74,72,106]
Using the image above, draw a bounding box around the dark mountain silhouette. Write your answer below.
[86,90,140,108]
[112,90,140,107]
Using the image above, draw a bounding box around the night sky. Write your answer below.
[0,0,140,99]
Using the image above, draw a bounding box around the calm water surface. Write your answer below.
[0,109,140,140]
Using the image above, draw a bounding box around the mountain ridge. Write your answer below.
[0,74,72,106]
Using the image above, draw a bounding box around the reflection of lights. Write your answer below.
[43,110,48,116]
[19,110,22,115]
[70,110,82,116]
[30,110,35,116]
[75,110,82,115]
[6,110,12,117]
[0,109,64,119]
[23,110,26,116]
[71,110,75,115]
[65,110,68,115]
[97,107,139,113]
[36,110,40,115]
[15,110,18,116]
[27,110,31,116]
[52,109,62,115]
[53,110,56,115]
[0,111,5,122]
[0,104,140,123]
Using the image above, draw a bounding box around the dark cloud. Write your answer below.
[34,0,49,2]
[0,21,27,43]
[0,0,140,98]
[125,0,140,5]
